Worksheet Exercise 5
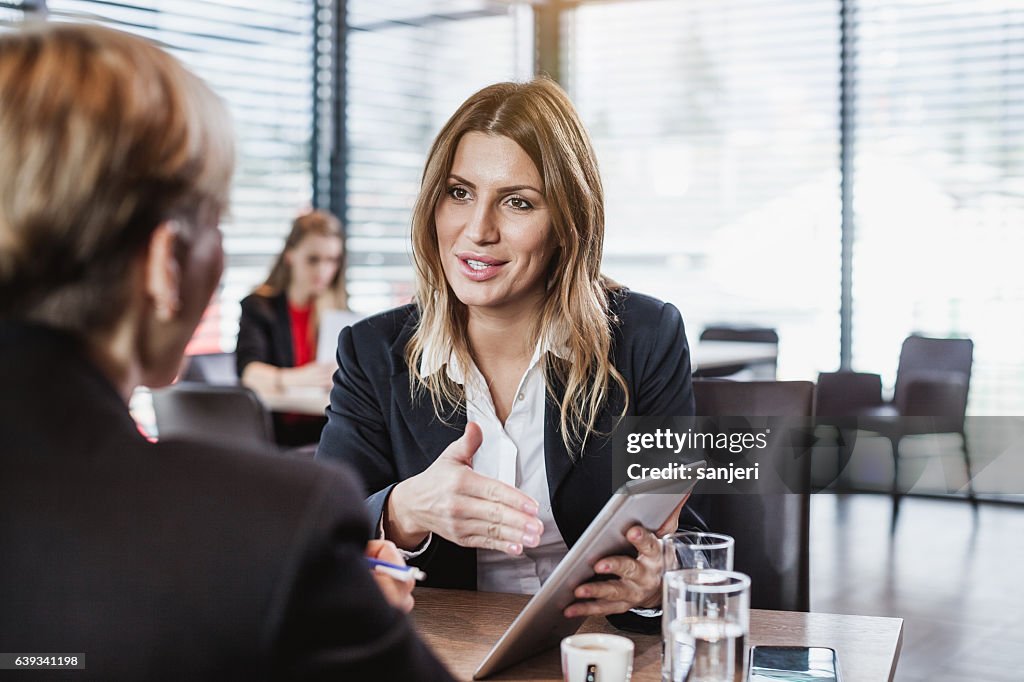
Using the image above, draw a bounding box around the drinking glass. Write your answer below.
[662,531,734,573]
[661,532,735,681]
[664,570,751,682]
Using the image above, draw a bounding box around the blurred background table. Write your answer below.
[255,340,779,418]
[412,588,903,682]
[259,387,330,416]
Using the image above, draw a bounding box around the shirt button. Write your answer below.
[517,393,525,401]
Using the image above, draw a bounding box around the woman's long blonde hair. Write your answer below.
[406,78,628,455]
[255,210,348,354]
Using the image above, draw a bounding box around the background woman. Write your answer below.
[237,210,349,444]
[317,78,697,627]
[0,23,449,679]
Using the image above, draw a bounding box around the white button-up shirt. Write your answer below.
[420,337,570,594]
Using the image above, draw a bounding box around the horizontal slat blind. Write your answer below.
[345,0,533,313]
[850,0,1024,413]
[0,0,27,26]
[564,0,842,381]
[45,0,316,352]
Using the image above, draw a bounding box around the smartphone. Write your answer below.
[748,646,842,682]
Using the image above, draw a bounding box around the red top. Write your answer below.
[288,302,314,367]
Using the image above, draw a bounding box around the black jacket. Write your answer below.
[0,322,453,681]
[315,289,697,593]
[236,292,293,376]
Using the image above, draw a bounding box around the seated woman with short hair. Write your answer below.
[0,22,450,680]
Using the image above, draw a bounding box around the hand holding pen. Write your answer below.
[365,539,418,613]
[366,557,427,583]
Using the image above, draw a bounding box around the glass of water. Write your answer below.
[661,532,734,681]
[662,531,735,573]
[663,569,750,682]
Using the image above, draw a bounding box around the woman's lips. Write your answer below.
[457,254,507,282]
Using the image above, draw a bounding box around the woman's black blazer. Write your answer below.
[236,292,293,376]
[316,289,696,590]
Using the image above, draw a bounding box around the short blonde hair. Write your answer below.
[0,22,234,332]
[407,78,627,454]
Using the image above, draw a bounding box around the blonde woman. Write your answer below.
[317,79,696,626]
[237,210,347,444]
[0,23,450,679]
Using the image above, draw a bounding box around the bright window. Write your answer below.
[564,0,842,381]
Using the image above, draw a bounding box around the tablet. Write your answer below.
[473,463,705,679]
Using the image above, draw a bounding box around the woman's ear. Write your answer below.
[145,221,182,322]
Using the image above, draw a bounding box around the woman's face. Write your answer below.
[435,132,556,317]
[286,234,343,300]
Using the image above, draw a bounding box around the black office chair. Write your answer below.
[816,334,975,502]
[691,379,814,612]
[152,382,274,448]
[180,352,239,386]
[694,325,779,380]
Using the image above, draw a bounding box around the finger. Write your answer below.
[656,498,688,537]
[449,497,543,542]
[454,516,543,549]
[593,555,641,580]
[458,533,525,556]
[440,422,484,466]
[373,574,415,613]
[460,470,539,516]
[626,525,661,558]
[574,579,633,603]
[564,598,633,619]
[369,540,405,566]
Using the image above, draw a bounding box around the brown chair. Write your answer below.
[691,379,814,612]
[816,335,974,501]
[694,326,779,379]
[152,382,274,448]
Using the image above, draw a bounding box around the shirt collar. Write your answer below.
[419,331,570,385]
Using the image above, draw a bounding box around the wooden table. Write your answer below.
[690,340,778,372]
[412,588,903,682]
[259,387,330,417]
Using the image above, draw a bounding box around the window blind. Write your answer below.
[0,0,27,26]
[345,0,534,313]
[45,0,317,352]
[564,0,842,381]
[849,0,1024,413]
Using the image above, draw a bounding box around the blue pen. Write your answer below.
[366,557,427,583]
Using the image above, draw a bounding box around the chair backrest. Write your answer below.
[893,335,973,415]
[152,382,274,448]
[691,379,813,611]
[814,371,882,417]
[180,352,239,386]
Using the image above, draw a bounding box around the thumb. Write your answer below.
[442,422,483,466]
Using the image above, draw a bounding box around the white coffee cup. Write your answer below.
[561,633,634,682]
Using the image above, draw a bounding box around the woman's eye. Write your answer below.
[507,196,533,211]
[447,186,470,201]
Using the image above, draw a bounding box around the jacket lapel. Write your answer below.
[272,293,294,367]
[388,319,466,468]
[543,362,575,505]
